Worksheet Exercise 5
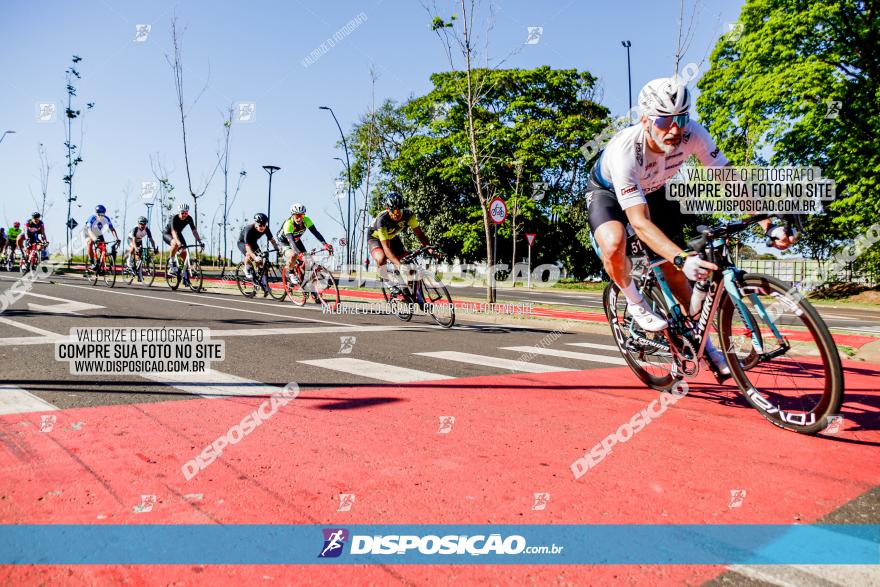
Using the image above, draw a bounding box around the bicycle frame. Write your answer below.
[642,235,789,366]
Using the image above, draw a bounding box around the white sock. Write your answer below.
[705,336,719,355]
[620,279,645,305]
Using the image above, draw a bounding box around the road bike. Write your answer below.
[235,248,286,301]
[123,245,158,287]
[0,244,16,272]
[379,246,455,328]
[602,215,843,434]
[165,243,204,292]
[280,248,339,308]
[84,239,119,287]
[21,240,48,274]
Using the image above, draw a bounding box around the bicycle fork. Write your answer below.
[722,269,788,360]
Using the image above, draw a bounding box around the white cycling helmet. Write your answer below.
[290,203,306,215]
[638,77,691,116]
[177,202,190,212]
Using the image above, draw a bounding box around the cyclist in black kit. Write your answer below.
[238,213,281,281]
[163,202,203,275]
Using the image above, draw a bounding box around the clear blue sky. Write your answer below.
[1,0,744,254]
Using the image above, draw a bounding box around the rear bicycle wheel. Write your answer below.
[420,271,455,328]
[123,253,136,285]
[235,262,256,298]
[718,273,844,434]
[603,281,679,392]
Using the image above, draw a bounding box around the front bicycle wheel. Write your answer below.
[603,282,679,392]
[420,271,455,328]
[310,264,339,308]
[143,256,157,287]
[235,262,256,298]
[165,257,181,290]
[265,263,287,301]
[718,273,844,434]
[380,280,413,322]
[281,265,307,305]
[102,257,117,287]
[187,258,203,292]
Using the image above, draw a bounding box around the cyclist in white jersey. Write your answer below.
[586,77,796,374]
[83,204,120,270]
[127,216,157,272]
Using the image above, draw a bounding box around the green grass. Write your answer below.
[551,278,608,291]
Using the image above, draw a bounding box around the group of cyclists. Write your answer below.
[2,75,797,335]
[1,212,48,272]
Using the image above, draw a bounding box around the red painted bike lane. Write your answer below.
[1,360,878,585]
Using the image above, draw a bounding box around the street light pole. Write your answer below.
[319,106,353,267]
[0,130,16,144]
[261,165,280,226]
[621,41,633,121]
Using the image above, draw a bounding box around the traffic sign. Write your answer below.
[488,197,507,224]
[525,233,536,246]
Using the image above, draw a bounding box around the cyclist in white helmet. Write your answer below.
[163,202,203,275]
[586,76,796,375]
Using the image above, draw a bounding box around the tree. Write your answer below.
[165,17,222,223]
[697,0,880,277]
[63,55,95,262]
[347,66,608,279]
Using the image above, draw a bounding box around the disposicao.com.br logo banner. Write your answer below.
[0,525,877,564]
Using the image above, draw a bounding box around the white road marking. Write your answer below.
[53,282,355,326]
[566,341,621,352]
[501,345,626,365]
[141,368,285,398]
[298,358,452,382]
[415,351,574,373]
[215,325,425,337]
[0,316,60,337]
[175,290,346,325]
[23,291,104,315]
[0,386,58,415]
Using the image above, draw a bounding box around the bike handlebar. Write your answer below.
[400,245,443,264]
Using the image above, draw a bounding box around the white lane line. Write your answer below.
[501,346,626,366]
[23,291,105,315]
[0,336,63,346]
[566,341,621,352]
[298,358,453,382]
[215,325,425,337]
[414,351,574,373]
[175,290,347,325]
[54,282,359,326]
[0,316,60,337]
[820,314,858,321]
[141,368,284,398]
[0,386,58,415]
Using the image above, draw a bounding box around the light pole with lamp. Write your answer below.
[319,106,353,267]
[621,41,633,121]
[0,130,16,144]
[261,165,280,225]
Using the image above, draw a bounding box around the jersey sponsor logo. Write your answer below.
[620,185,638,196]
[646,161,657,169]
[710,147,720,159]
[634,141,643,166]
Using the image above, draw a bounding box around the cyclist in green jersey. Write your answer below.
[278,203,333,272]
[5,222,23,265]
[367,192,432,269]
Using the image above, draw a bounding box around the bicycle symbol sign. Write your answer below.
[489,197,507,224]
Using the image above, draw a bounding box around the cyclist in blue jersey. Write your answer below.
[84,205,120,271]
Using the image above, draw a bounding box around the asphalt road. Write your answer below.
[0,272,878,586]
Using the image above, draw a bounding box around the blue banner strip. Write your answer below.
[0,525,877,565]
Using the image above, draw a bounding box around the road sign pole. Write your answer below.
[524,233,537,289]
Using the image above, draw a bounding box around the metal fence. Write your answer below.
[737,259,878,288]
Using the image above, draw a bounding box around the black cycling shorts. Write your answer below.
[368,236,405,258]
[587,183,689,250]
[163,232,187,248]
